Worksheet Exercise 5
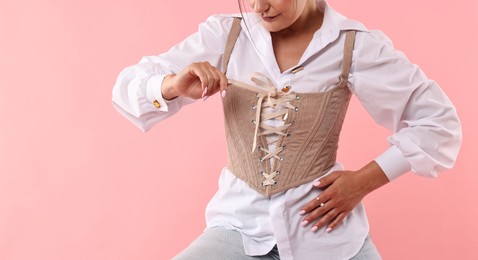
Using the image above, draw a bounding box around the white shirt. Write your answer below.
[112,1,462,259]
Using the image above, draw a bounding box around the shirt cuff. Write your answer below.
[374,145,411,181]
[146,74,170,112]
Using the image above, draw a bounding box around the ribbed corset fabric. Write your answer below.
[223,76,352,197]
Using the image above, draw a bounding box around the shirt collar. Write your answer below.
[319,0,367,32]
[241,0,367,40]
[237,0,367,77]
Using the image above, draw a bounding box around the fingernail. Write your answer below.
[202,87,208,98]
[221,89,227,98]
[301,220,309,226]
[311,226,318,232]
[313,180,321,186]
[326,227,332,233]
[299,210,306,215]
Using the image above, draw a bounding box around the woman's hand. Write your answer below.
[161,62,228,100]
[299,161,390,232]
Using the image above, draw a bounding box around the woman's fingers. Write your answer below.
[189,62,226,99]
[300,199,346,233]
[201,64,214,94]
[187,64,209,95]
[325,212,348,232]
[215,67,228,96]
[301,198,333,225]
[205,65,227,97]
[310,207,340,232]
[300,192,332,215]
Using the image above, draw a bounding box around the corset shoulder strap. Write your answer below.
[340,30,357,83]
[223,17,243,74]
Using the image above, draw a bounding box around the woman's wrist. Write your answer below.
[161,74,179,101]
[357,161,390,195]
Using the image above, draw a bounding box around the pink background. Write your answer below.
[0,0,476,259]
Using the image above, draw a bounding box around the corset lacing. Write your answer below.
[229,72,299,186]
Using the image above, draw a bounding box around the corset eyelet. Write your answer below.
[294,107,300,112]
[262,180,278,187]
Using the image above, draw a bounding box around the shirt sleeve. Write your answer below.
[349,30,462,180]
[112,14,235,132]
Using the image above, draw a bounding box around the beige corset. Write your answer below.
[222,18,356,196]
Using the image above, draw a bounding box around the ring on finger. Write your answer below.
[319,202,325,207]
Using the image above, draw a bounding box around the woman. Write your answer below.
[112,0,462,259]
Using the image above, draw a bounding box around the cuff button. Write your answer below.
[153,100,161,108]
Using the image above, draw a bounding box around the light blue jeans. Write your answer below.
[173,227,382,260]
